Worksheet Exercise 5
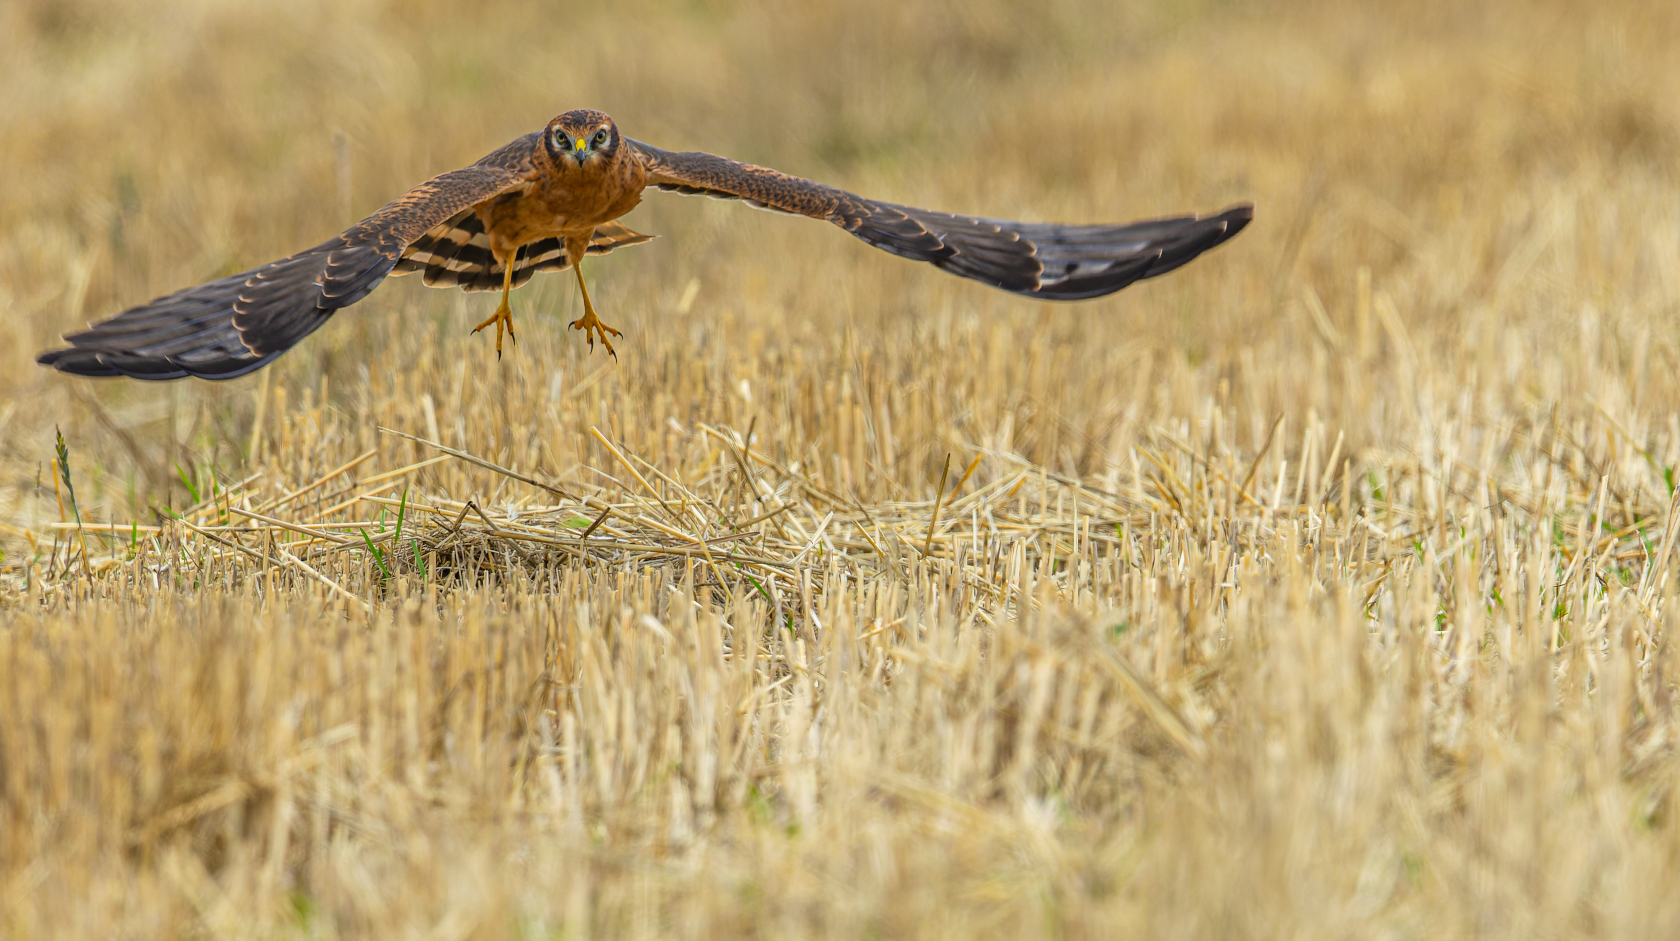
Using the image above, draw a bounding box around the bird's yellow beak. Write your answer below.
[573,137,589,157]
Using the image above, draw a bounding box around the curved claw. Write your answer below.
[475,249,520,360]
[472,303,517,359]
[570,311,622,358]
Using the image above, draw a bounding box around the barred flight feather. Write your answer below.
[391,209,653,292]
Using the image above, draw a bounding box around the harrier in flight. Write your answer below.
[38,109,1251,380]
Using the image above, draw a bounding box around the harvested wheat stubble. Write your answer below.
[6,405,1680,939]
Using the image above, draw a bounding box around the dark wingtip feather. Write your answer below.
[37,344,278,381]
[38,145,535,383]
[36,348,125,377]
[36,237,385,381]
[1215,203,1253,240]
[845,198,1252,302]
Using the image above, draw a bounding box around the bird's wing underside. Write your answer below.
[630,140,1251,300]
[37,133,543,380]
[393,213,653,293]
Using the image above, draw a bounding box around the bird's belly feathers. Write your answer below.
[474,164,644,255]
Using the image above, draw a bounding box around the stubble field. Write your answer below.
[4,0,1680,937]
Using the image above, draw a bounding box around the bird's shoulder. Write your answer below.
[343,131,547,250]
[471,130,546,175]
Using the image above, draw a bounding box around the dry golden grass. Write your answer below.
[6,0,1680,937]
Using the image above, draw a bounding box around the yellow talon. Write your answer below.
[472,250,520,359]
[568,261,621,358]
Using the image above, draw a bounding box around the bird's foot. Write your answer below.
[569,308,621,358]
[471,301,517,359]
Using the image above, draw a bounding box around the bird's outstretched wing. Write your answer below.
[630,140,1250,300]
[37,134,543,380]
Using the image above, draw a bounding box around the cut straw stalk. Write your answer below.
[925,454,952,556]
[257,449,377,513]
[380,428,574,499]
[226,507,353,546]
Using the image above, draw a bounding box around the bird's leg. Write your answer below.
[471,250,519,358]
[568,260,622,358]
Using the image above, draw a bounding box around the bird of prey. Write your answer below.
[37,109,1252,380]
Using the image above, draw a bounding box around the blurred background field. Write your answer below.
[4,0,1680,938]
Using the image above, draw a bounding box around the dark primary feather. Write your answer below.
[38,135,541,380]
[631,140,1250,301]
[35,252,349,381]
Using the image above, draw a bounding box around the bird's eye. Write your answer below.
[594,129,609,146]
[552,129,569,149]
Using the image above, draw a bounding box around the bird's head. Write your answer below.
[545,110,619,167]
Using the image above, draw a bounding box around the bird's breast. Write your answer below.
[477,158,645,254]
[540,159,645,226]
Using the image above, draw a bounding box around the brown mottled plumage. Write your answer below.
[38,109,1252,380]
